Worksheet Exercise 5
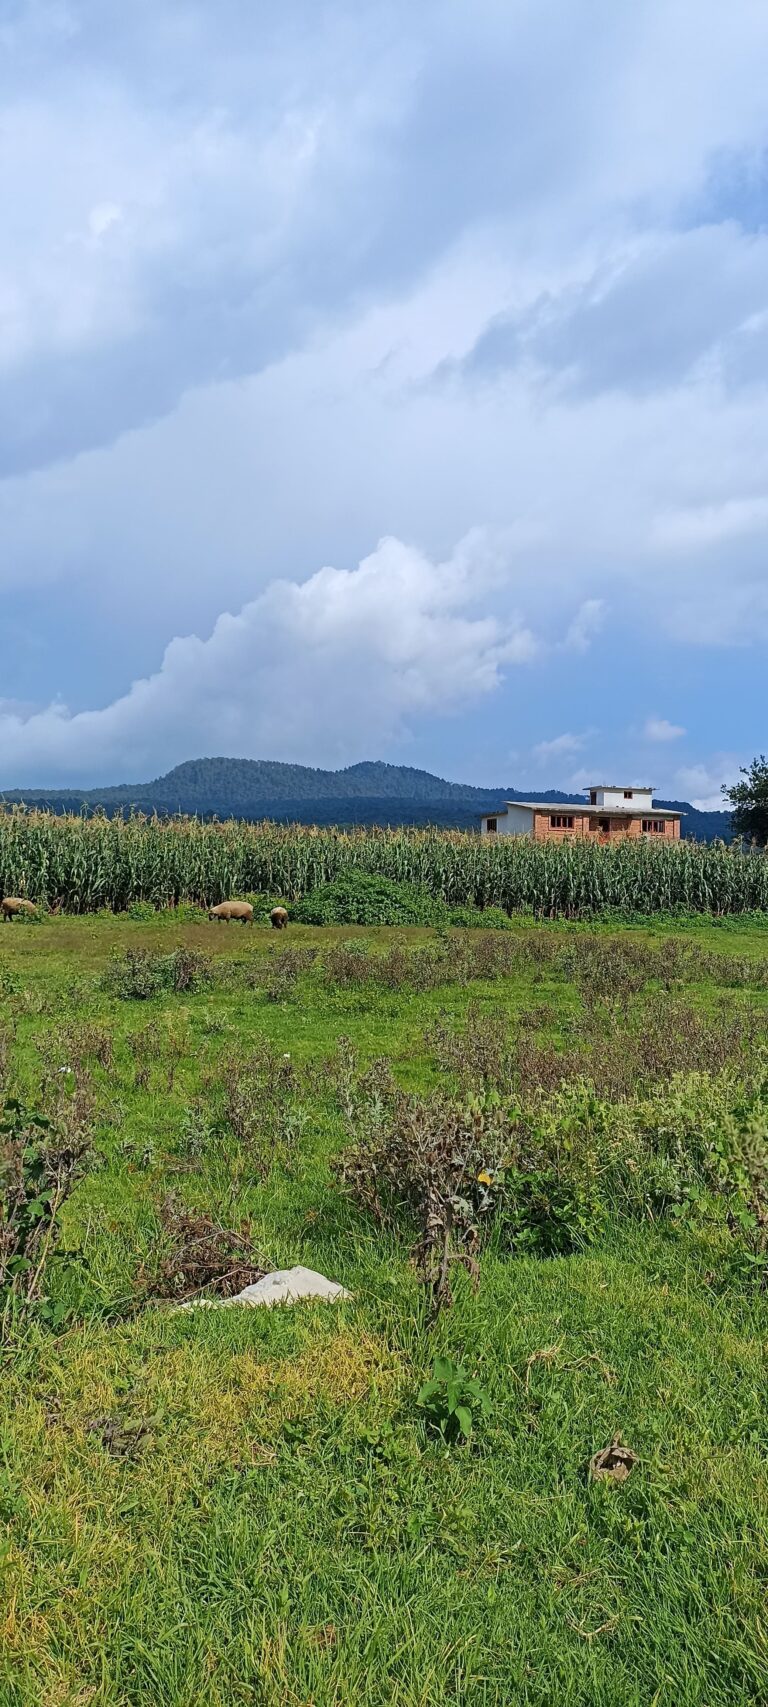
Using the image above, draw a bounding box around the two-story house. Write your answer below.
[479,786,682,841]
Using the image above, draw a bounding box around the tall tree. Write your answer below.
[723,756,768,845]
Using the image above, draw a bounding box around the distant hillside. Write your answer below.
[0,756,734,842]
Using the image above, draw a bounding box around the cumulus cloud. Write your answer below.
[1,0,766,783]
[0,534,559,785]
[644,716,686,742]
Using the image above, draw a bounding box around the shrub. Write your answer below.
[321,940,375,987]
[0,1097,91,1331]
[333,1063,501,1316]
[428,1005,517,1093]
[243,891,290,924]
[217,1041,305,1180]
[427,987,768,1103]
[263,946,318,1002]
[103,946,213,999]
[136,1194,265,1303]
[332,1034,768,1306]
[292,871,449,927]
[497,1156,609,1254]
[448,905,512,929]
[167,903,209,923]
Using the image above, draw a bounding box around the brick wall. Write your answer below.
[532,811,591,841]
[531,811,681,842]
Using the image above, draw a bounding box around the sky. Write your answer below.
[0,0,767,807]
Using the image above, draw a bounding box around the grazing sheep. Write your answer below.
[270,907,289,930]
[1,897,37,922]
[208,900,254,925]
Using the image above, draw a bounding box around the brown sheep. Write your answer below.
[270,907,289,930]
[208,900,254,924]
[1,897,37,922]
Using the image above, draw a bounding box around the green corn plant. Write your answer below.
[0,806,767,917]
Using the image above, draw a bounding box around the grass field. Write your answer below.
[2,913,768,1706]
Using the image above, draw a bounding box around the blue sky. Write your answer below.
[0,0,767,805]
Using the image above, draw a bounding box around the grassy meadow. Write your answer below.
[2,910,768,1705]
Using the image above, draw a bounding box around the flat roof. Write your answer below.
[479,801,683,818]
[584,785,654,792]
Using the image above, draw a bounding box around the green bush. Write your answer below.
[497,1159,609,1255]
[126,901,157,921]
[160,903,209,924]
[243,891,289,921]
[127,901,212,924]
[334,1043,768,1290]
[292,871,449,927]
[447,904,512,929]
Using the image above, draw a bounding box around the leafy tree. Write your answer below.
[724,756,768,845]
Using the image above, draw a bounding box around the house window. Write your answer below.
[549,814,574,829]
[589,790,597,804]
[486,818,498,833]
[624,790,633,799]
[642,819,665,834]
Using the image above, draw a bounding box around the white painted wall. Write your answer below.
[480,805,534,837]
[592,788,653,810]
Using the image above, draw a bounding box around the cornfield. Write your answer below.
[0,807,764,917]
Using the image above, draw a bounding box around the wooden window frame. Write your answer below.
[642,818,665,834]
[549,814,574,829]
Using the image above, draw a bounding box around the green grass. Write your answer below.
[1,917,768,1706]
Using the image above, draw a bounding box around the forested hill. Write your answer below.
[0,756,733,842]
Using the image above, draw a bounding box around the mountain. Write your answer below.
[0,757,734,841]
[140,757,512,806]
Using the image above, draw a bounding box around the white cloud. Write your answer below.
[652,496,768,552]
[533,732,587,761]
[456,223,768,400]
[675,758,739,811]
[0,533,577,785]
[0,0,766,780]
[562,600,605,653]
[88,202,123,239]
[644,716,686,742]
